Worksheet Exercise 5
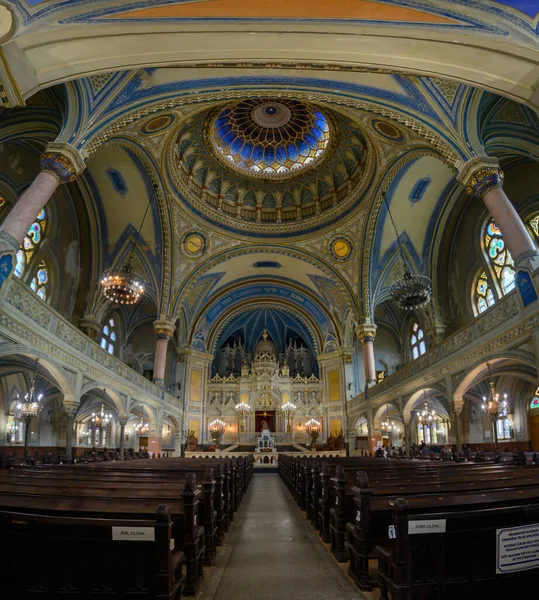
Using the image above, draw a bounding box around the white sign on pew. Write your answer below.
[408,519,446,534]
[496,523,539,574]
[112,527,155,542]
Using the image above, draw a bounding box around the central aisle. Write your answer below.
[199,473,366,600]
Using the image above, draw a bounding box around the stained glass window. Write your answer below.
[496,417,512,440]
[530,215,539,239]
[411,323,426,360]
[475,271,495,314]
[531,388,539,410]
[484,220,515,295]
[14,208,47,280]
[30,261,48,301]
[100,318,116,355]
[0,196,5,209]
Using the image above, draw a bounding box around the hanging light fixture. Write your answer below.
[382,191,432,311]
[101,186,156,304]
[91,389,112,428]
[134,406,149,435]
[417,393,436,425]
[14,358,44,456]
[481,363,509,445]
[381,404,391,431]
[15,358,43,420]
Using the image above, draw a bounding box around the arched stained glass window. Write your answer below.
[531,388,539,410]
[530,215,539,239]
[411,323,426,360]
[100,318,116,355]
[30,260,49,301]
[484,220,515,295]
[14,208,47,279]
[475,271,495,314]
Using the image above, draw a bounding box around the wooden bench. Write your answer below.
[376,494,539,598]
[0,469,205,595]
[1,501,185,598]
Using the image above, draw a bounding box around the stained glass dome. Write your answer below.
[210,99,332,179]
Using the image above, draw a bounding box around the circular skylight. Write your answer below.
[210,99,332,179]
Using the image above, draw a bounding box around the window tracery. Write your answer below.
[411,323,426,360]
[484,220,515,295]
[30,260,49,301]
[14,208,47,279]
[475,271,495,315]
[100,318,117,355]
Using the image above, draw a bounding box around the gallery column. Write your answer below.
[457,156,539,270]
[153,320,176,386]
[0,144,86,288]
[356,323,377,387]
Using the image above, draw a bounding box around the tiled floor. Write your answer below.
[197,473,369,600]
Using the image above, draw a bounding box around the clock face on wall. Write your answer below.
[330,236,353,262]
[182,232,207,258]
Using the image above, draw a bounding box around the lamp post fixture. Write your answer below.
[15,358,44,456]
[281,402,297,433]
[234,402,251,433]
[209,418,226,450]
[305,418,321,450]
[481,364,508,446]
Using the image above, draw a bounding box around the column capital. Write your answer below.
[154,319,176,340]
[118,415,129,427]
[63,402,79,418]
[355,323,377,343]
[40,143,87,184]
[456,156,504,199]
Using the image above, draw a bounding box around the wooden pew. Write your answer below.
[376,495,539,598]
[0,470,205,595]
[1,502,185,598]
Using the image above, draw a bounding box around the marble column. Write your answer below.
[356,323,377,387]
[118,416,128,459]
[153,320,176,386]
[457,156,539,270]
[0,144,86,289]
[63,404,79,459]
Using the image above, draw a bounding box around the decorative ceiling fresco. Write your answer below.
[12,0,539,28]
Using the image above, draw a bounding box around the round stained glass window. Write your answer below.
[209,99,333,179]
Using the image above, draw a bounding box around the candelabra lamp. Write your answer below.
[234,402,251,432]
[15,358,44,456]
[481,364,509,445]
[305,418,321,450]
[209,418,226,449]
[281,402,297,433]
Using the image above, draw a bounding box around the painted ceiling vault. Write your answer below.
[1,0,539,374]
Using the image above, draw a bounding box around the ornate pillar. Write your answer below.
[356,323,377,387]
[63,372,82,460]
[457,156,539,270]
[118,416,128,459]
[153,320,176,386]
[0,144,86,288]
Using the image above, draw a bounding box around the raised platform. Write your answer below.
[185,450,347,459]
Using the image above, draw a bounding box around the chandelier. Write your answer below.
[382,191,432,310]
[101,186,155,305]
[235,402,251,432]
[281,402,297,433]
[418,394,436,425]
[15,358,43,419]
[482,363,508,418]
[91,389,112,427]
[134,406,149,435]
[101,264,144,305]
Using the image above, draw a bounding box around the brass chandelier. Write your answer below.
[101,186,156,305]
[383,191,432,311]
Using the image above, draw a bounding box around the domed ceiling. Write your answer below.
[168,98,375,236]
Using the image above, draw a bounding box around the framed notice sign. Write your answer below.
[496,523,539,574]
